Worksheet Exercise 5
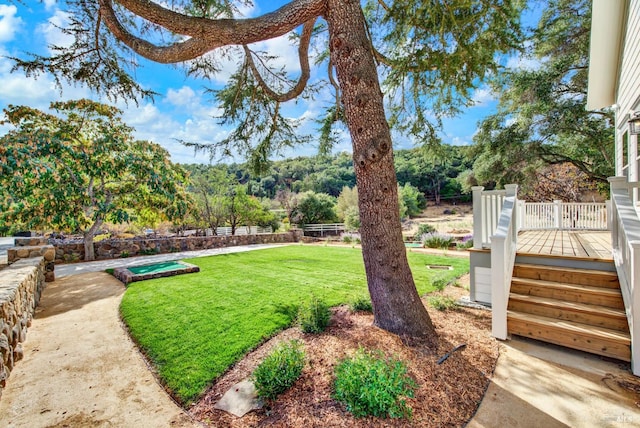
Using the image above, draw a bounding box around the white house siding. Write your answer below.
[616,0,640,178]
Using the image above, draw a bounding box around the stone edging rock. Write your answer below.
[0,257,46,399]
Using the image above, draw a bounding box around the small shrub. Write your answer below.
[421,232,455,249]
[416,223,436,236]
[350,296,373,312]
[431,277,448,291]
[298,296,331,333]
[93,233,111,242]
[274,303,300,324]
[120,251,130,258]
[63,253,80,262]
[252,340,305,400]
[341,232,361,244]
[333,348,417,419]
[140,247,160,255]
[428,295,458,311]
[456,235,473,249]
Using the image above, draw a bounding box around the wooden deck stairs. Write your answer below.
[507,262,631,362]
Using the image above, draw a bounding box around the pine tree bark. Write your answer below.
[325,0,437,348]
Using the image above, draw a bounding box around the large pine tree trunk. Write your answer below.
[326,0,437,348]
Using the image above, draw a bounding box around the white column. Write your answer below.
[505,184,518,242]
[554,200,562,230]
[472,186,485,249]
[629,240,640,376]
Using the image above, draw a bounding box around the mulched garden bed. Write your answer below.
[190,283,497,427]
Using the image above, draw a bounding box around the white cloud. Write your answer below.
[450,136,472,146]
[166,86,196,107]
[43,0,57,11]
[471,86,495,107]
[506,53,542,71]
[38,10,73,50]
[0,50,91,110]
[0,4,22,43]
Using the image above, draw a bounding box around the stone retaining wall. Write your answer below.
[7,245,56,282]
[14,237,48,247]
[53,231,303,263]
[0,257,46,398]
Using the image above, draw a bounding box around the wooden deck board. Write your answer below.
[517,230,612,260]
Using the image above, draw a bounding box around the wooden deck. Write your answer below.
[517,230,612,260]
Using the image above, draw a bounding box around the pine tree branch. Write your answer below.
[242,18,315,102]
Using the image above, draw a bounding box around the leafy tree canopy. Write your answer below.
[10,0,524,169]
[469,0,614,193]
[0,99,191,260]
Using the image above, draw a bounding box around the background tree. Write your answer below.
[520,163,600,202]
[290,191,337,226]
[399,183,426,218]
[470,0,614,194]
[336,186,360,231]
[0,100,190,260]
[12,0,523,345]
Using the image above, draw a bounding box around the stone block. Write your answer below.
[13,343,23,362]
[16,248,29,258]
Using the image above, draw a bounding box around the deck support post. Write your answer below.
[629,241,640,376]
[554,200,563,230]
[472,186,485,250]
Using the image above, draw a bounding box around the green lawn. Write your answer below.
[119,245,469,404]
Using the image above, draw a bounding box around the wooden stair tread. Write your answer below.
[514,263,617,278]
[512,263,619,288]
[508,293,626,319]
[507,311,630,343]
[511,277,622,296]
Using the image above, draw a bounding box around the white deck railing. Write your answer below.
[518,200,608,230]
[473,187,608,250]
[208,226,273,236]
[608,177,640,376]
[489,185,518,340]
[301,223,346,236]
[472,187,507,249]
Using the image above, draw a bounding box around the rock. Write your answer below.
[214,380,263,417]
[13,343,23,362]
[0,333,9,360]
[16,249,29,258]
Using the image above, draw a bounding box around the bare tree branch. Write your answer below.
[98,0,326,64]
[242,18,315,102]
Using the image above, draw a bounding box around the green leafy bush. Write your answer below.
[252,340,305,400]
[298,296,331,333]
[416,223,436,236]
[421,232,455,249]
[334,348,417,419]
[350,296,373,312]
[140,247,160,255]
[431,277,448,291]
[456,235,474,249]
[428,295,458,311]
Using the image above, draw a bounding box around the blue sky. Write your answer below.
[0,1,540,165]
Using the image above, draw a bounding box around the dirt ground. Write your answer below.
[402,203,474,238]
[0,272,198,428]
